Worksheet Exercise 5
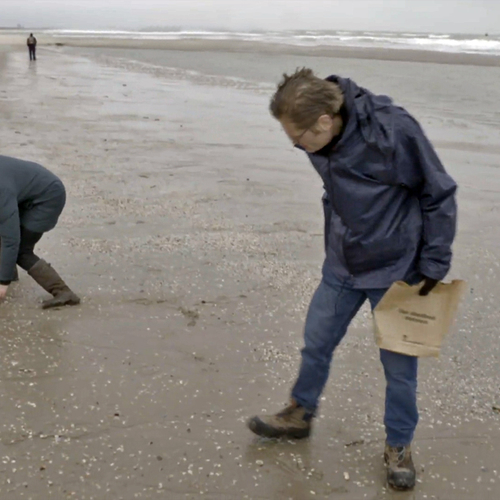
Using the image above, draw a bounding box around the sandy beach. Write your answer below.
[0,37,500,500]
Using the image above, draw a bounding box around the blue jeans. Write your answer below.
[291,271,419,447]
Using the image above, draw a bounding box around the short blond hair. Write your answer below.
[270,68,344,130]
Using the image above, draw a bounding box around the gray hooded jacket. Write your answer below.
[0,156,66,283]
[308,76,457,289]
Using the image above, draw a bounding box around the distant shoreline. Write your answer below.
[1,31,500,67]
[0,27,497,35]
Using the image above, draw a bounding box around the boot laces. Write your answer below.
[388,446,408,465]
[277,403,299,419]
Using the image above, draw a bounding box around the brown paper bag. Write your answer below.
[373,280,467,358]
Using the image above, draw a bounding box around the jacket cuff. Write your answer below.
[418,261,448,282]
[0,280,12,286]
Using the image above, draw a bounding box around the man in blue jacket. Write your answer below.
[247,69,457,491]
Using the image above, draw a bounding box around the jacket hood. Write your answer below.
[326,75,396,156]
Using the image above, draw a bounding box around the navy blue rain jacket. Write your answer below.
[307,76,457,288]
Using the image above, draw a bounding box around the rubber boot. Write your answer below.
[28,259,80,309]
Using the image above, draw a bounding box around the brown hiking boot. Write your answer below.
[247,400,313,439]
[384,443,416,491]
[28,259,81,309]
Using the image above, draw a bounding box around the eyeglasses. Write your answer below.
[290,126,311,147]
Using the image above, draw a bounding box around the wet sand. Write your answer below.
[0,43,500,499]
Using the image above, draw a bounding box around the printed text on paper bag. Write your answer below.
[398,309,437,325]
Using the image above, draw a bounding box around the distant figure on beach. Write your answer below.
[0,155,81,308]
[247,69,457,491]
[27,33,37,61]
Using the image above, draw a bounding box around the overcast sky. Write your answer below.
[1,0,497,34]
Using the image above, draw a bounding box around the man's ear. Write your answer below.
[316,114,333,132]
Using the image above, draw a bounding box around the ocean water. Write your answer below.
[43,29,500,56]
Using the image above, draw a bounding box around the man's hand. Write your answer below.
[0,285,9,302]
[419,277,439,296]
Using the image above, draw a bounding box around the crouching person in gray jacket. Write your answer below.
[0,155,80,308]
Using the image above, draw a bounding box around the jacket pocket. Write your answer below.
[343,229,407,275]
